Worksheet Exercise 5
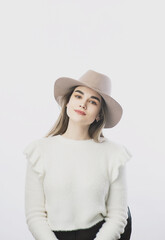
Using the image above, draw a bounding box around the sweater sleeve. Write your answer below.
[23,139,58,240]
[94,145,132,240]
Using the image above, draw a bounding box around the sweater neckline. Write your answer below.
[55,134,94,143]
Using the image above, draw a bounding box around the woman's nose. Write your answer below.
[80,103,87,109]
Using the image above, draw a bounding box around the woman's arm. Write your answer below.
[25,161,58,240]
[94,165,128,240]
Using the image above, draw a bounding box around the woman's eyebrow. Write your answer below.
[74,90,101,102]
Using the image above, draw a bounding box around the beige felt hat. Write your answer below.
[54,69,123,128]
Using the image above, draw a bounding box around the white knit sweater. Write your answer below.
[23,134,132,240]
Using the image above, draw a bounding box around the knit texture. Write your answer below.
[23,134,132,240]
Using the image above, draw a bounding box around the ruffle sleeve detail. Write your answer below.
[111,144,132,184]
[23,139,44,178]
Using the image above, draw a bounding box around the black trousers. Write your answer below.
[53,207,132,240]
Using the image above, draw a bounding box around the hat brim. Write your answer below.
[54,77,123,128]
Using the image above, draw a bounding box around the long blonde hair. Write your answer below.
[44,86,108,143]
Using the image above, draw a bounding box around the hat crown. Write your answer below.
[78,70,112,95]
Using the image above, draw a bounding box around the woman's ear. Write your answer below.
[96,115,100,122]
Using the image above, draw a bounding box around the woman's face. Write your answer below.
[66,86,102,127]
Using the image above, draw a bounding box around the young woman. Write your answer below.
[23,69,132,240]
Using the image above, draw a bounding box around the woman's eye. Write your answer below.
[75,95,81,99]
[90,100,97,105]
[74,95,97,105]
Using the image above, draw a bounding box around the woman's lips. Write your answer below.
[74,110,86,115]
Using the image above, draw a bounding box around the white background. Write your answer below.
[0,0,164,239]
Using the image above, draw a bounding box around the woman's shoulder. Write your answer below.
[23,136,53,158]
[23,137,46,149]
[101,136,123,149]
[102,137,132,158]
